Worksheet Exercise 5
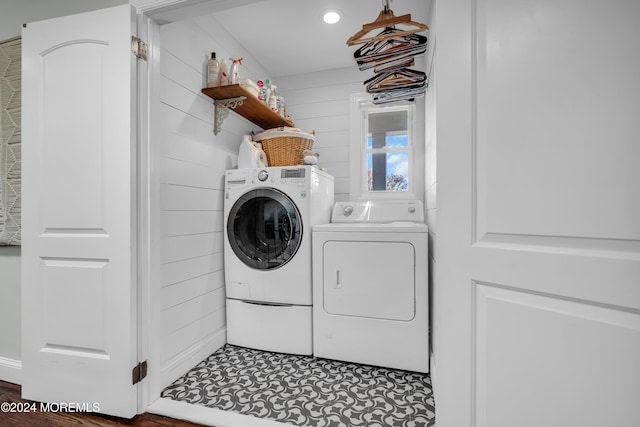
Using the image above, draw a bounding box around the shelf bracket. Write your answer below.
[213,96,246,135]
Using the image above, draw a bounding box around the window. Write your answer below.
[367,110,410,192]
[350,93,423,201]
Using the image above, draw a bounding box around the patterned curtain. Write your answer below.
[0,37,21,245]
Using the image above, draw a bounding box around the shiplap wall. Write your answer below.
[156,14,266,387]
[276,67,369,202]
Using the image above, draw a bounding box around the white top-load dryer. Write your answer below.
[312,200,429,372]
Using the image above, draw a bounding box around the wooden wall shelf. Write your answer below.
[201,85,291,134]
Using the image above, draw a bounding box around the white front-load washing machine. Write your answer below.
[224,166,334,355]
[312,200,429,372]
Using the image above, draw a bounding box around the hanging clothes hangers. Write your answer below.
[346,0,429,46]
[365,68,426,92]
[347,0,429,104]
[364,68,427,104]
[353,30,427,72]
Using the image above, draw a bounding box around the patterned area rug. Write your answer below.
[162,345,435,427]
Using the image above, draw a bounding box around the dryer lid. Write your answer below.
[331,200,424,223]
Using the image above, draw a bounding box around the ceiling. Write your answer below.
[150,0,431,78]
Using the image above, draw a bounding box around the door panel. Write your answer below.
[435,0,640,426]
[475,0,640,242]
[22,4,138,417]
[43,258,109,352]
[42,42,106,229]
[475,284,640,427]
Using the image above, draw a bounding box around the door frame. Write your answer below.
[135,0,241,409]
[134,8,154,414]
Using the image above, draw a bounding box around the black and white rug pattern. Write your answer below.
[161,345,435,427]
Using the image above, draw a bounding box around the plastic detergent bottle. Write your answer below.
[256,142,268,167]
[269,85,278,111]
[238,135,257,169]
[206,52,220,87]
[258,79,270,105]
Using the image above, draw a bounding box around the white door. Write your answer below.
[22,4,140,418]
[434,1,640,427]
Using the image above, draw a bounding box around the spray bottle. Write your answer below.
[219,59,230,86]
[230,57,243,85]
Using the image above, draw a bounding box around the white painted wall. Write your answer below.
[0,247,21,361]
[277,65,429,205]
[424,0,437,366]
[276,67,365,202]
[0,0,126,384]
[154,13,269,389]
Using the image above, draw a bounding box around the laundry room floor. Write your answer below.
[161,345,435,427]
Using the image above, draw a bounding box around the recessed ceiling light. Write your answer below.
[323,10,341,24]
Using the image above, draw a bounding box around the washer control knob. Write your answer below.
[343,205,354,216]
[257,170,269,182]
[408,206,416,213]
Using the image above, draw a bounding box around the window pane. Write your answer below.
[367,134,408,149]
[386,134,408,148]
[367,152,409,192]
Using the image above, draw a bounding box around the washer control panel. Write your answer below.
[225,167,310,192]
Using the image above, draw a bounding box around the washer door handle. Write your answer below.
[336,270,342,288]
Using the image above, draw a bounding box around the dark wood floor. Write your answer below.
[0,381,207,427]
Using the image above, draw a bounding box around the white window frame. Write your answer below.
[349,92,425,201]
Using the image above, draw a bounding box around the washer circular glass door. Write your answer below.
[227,188,302,270]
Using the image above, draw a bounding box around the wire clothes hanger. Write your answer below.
[346,0,429,46]
[364,67,427,104]
[353,30,427,73]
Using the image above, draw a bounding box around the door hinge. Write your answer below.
[132,360,148,385]
[131,36,148,61]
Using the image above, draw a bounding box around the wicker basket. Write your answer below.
[253,128,315,167]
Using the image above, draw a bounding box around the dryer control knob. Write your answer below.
[343,205,354,216]
[408,206,416,213]
[257,170,269,182]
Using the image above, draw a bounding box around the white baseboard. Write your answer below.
[0,356,21,385]
[147,397,290,427]
[159,328,226,390]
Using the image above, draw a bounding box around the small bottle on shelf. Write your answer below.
[258,79,270,105]
[230,57,242,84]
[206,52,220,87]
[219,59,229,86]
[269,85,278,111]
[277,94,285,117]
